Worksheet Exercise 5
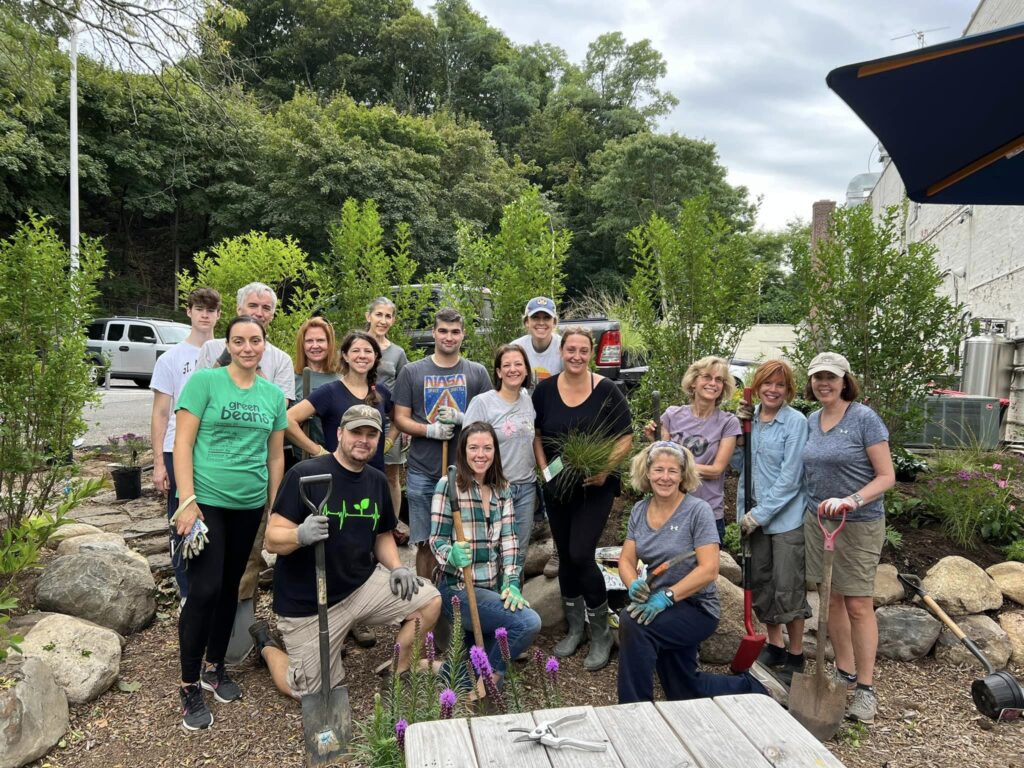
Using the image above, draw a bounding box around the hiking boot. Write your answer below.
[531,518,551,543]
[848,687,878,723]
[201,664,242,703]
[583,602,614,672]
[833,665,858,690]
[747,661,789,707]
[179,683,213,730]
[553,596,586,658]
[543,552,560,579]
[248,620,281,668]
[351,624,377,648]
[757,642,788,670]
[776,652,805,687]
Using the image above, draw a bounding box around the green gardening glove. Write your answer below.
[501,580,530,611]
[448,540,472,568]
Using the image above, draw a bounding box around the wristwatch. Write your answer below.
[663,589,675,603]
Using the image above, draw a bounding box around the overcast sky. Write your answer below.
[414,0,979,230]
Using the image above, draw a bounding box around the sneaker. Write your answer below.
[543,552,560,579]
[757,643,788,669]
[248,620,281,668]
[200,664,242,703]
[848,687,877,723]
[834,666,858,691]
[179,683,213,730]
[747,661,789,707]
[776,652,805,687]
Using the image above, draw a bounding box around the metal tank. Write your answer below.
[962,332,1014,399]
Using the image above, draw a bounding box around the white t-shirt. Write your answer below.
[511,333,563,386]
[196,338,296,401]
[150,340,202,453]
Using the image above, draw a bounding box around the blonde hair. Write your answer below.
[681,356,735,406]
[630,442,701,494]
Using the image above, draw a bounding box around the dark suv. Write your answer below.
[86,317,190,387]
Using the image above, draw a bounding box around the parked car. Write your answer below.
[86,316,190,387]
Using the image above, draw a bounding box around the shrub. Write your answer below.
[1006,540,1024,562]
[919,467,1023,548]
[722,522,741,556]
[892,446,929,482]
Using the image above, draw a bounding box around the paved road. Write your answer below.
[82,379,154,447]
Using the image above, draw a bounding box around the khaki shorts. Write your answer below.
[277,564,439,697]
[803,510,884,597]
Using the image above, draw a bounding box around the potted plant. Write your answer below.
[108,432,147,500]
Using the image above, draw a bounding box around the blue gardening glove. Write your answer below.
[501,580,529,611]
[389,566,422,601]
[425,421,455,441]
[739,512,760,536]
[448,540,472,568]
[437,406,463,426]
[627,591,673,625]
[296,515,330,547]
[627,577,650,603]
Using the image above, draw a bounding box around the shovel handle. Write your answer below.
[301,367,312,459]
[815,505,847,552]
[446,466,485,650]
[651,391,661,438]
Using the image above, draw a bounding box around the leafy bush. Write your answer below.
[722,522,741,556]
[1006,540,1024,562]
[565,288,648,363]
[892,446,929,482]
[918,467,1023,548]
[884,488,931,527]
[884,525,903,550]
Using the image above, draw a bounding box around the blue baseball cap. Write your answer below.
[524,296,557,318]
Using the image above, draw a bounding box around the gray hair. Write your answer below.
[367,297,396,313]
[236,282,277,313]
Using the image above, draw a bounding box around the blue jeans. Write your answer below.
[617,599,764,704]
[406,470,439,545]
[438,581,541,676]
[165,451,189,599]
[509,482,537,564]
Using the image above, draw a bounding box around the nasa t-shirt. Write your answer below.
[660,404,741,519]
[393,356,492,478]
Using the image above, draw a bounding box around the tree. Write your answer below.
[791,203,965,440]
[582,32,678,122]
[628,196,763,414]
[748,222,809,324]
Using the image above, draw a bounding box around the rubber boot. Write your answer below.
[553,596,586,658]
[584,602,614,671]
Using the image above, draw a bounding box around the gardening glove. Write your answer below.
[501,580,529,611]
[627,590,673,625]
[627,577,651,603]
[819,497,856,517]
[739,512,760,536]
[384,437,395,454]
[173,518,209,560]
[736,402,754,422]
[437,406,463,426]
[296,514,330,547]
[448,540,472,568]
[389,566,422,601]
[426,422,455,441]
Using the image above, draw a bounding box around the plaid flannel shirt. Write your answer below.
[429,476,519,591]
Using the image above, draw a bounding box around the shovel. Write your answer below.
[651,390,661,440]
[898,573,1024,721]
[299,474,352,767]
[790,505,847,741]
[730,387,766,674]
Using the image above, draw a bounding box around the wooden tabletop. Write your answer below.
[405,694,848,768]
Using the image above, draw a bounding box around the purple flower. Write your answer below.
[470,645,492,678]
[956,470,972,481]
[439,688,457,719]
[495,627,511,663]
[451,594,461,612]
[998,479,1008,489]
[395,719,408,751]
[425,631,436,664]
[993,463,1003,470]
[545,656,559,684]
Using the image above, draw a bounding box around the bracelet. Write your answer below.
[851,492,865,508]
[179,494,197,511]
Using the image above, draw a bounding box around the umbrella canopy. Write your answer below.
[827,23,1024,205]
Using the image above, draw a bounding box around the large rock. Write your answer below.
[44,523,105,549]
[700,576,763,664]
[0,656,69,768]
[522,575,564,629]
[876,605,941,660]
[986,561,1024,606]
[56,531,129,557]
[719,552,741,585]
[921,556,1003,615]
[7,612,127,649]
[19,614,122,704]
[35,550,156,635]
[523,539,555,580]
[935,614,1012,670]
[873,564,905,607]
[997,610,1024,664]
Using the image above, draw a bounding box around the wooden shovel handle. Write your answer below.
[446,464,485,650]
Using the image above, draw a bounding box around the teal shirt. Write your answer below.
[176,367,287,509]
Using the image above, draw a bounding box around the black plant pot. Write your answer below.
[111,465,142,500]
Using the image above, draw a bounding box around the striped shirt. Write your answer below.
[429,476,519,590]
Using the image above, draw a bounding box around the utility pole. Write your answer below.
[69,16,80,271]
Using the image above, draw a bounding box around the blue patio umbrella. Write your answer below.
[827,23,1024,205]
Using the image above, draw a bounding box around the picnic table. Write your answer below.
[405,694,848,767]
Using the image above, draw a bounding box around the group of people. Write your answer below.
[149,282,893,733]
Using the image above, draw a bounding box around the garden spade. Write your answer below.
[651,390,661,439]
[299,474,352,767]
[790,506,847,741]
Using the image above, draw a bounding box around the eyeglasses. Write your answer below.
[697,373,727,384]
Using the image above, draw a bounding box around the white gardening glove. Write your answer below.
[819,497,856,517]
[437,406,463,426]
[425,422,455,441]
[739,512,760,536]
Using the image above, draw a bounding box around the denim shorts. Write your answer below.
[406,470,439,544]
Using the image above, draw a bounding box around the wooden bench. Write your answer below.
[405,694,848,767]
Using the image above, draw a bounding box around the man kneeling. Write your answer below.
[253,405,440,698]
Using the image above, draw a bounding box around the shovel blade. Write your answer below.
[301,686,352,767]
[789,669,846,741]
[730,634,766,674]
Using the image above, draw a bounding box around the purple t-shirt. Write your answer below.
[661,405,741,519]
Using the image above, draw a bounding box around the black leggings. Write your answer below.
[544,481,618,608]
[178,503,263,683]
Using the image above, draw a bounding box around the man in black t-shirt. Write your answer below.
[253,405,441,699]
